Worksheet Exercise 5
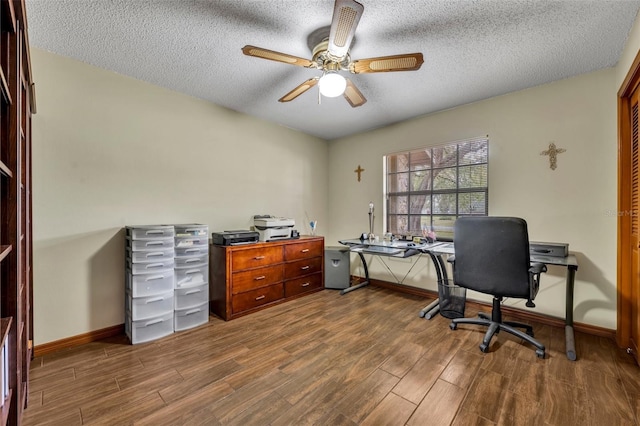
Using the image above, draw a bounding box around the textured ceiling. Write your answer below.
[25,0,640,140]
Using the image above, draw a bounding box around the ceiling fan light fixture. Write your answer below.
[318,72,347,97]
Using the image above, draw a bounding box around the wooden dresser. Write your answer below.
[209,236,324,320]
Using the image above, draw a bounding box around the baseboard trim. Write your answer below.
[33,324,124,357]
[366,277,616,340]
[33,277,616,357]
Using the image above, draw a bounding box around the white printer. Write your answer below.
[253,215,295,241]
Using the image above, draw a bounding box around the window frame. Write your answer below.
[383,137,489,240]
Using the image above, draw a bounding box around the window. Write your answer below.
[384,138,488,240]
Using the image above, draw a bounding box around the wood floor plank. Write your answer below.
[391,354,447,405]
[82,391,166,425]
[22,288,640,426]
[360,392,416,426]
[459,368,510,423]
[408,378,465,426]
[334,368,401,424]
[440,348,484,389]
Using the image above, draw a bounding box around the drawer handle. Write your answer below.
[145,241,166,247]
[300,265,310,270]
[254,256,265,260]
[146,230,167,236]
[185,258,201,264]
[301,249,310,253]
[145,297,165,304]
[185,248,200,254]
[186,270,202,275]
[147,252,164,257]
[185,289,202,295]
[255,295,266,301]
[145,263,165,269]
[185,308,202,316]
[145,318,164,327]
[145,275,165,281]
[254,276,266,281]
[301,282,310,287]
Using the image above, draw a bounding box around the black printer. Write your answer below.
[212,230,259,246]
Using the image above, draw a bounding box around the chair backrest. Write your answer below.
[453,216,531,298]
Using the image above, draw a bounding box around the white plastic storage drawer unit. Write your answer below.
[127,290,174,321]
[174,302,209,331]
[127,311,174,344]
[175,283,208,310]
[126,225,176,344]
[174,224,209,331]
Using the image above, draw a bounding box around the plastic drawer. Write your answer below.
[128,237,175,252]
[175,246,209,257]
[175,265,208,288]
[174,255,207,268]
[129,259,175,275]
[174,224,208,237]
[175,283,209,310]
[174,302,209,331]
[175,236,208,249]
[126,270,175,297]
[127,291,174,321]
[128,311,174,344]
[126,226,175,240]
[127,247,174,263]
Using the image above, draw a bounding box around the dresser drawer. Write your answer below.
[232,246,283,270]
[284,256,323,279]
[285,273,323,298]
[232,283,284,313]
[232,265,283,294]
[284,240,323,261]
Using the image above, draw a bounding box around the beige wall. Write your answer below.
[32,49,329,345]
[327,68,618,329]
[33,13,640,344]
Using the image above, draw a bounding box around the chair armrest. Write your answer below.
[447,255,455,264]
[526,262,547,307]
[529,262,547,274]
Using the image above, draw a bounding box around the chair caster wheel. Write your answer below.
[536,349,545,359]
[449,322,457,330]
[479,343,489,353]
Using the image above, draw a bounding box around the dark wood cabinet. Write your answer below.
[210,237,324,320]
[0,1,34,424]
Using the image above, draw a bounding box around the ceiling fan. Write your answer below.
[241,0,424,108]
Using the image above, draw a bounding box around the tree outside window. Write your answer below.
[384,138,488,239]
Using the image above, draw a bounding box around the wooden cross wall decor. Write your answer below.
[354,165,365,182]
[540,142,566,170]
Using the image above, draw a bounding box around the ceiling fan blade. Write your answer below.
[328,0,364,60]
[349,53,424,74]
[278,78,319,103]
[343,78,366,107]
[242,45,316,68]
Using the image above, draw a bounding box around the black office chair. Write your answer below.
[448,216,547,358]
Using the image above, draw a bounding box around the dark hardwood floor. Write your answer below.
[24,287,640,425]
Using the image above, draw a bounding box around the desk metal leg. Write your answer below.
[565,265,577,361]
[420,253,448,319]
[341,252,370,295]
